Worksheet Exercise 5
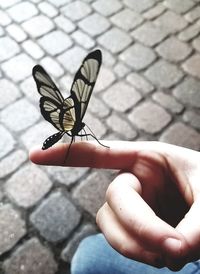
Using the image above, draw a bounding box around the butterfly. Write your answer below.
[32,49,109,160]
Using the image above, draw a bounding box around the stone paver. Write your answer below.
[38,30,73,55]
[40,57,64,78]
[178,23,200,41]
[79,13,110,36]
[0,37,20,62]
[30,191,81,242]
[5,164,53,208]
[61,223,97,262]
[20,76,39,103]
[48,0,71,7]
[84,111,107,137]
[95,66,116,92]
[0,1,200,273]
[144,59,184,88]
[164,0,195,14]
[192,37,200,52]
[185,7,200,23]
[0,0,20,8]
[152,91,184,114]
[128,102,172,134]
[0,26,4,36]
[160,122,200,150]
[154,10,188,34]
[57,46,87,73]
[92,0,122,16]
[114,62,131,78]
[1,98,40,132]
[0,10,12,26]
[106,113,137,140]
[22,15,54,38]
[45,166,89,187]
[38,2,58,18]
[0,125,15,159]
[183,111,200,130]
[6,24,27,42]
[0,79,21,109]
[124,0,156,12]
[72,30,95,49]
[156,36,192,62]
[143,3,166,19]
[182,54,200,79]
[0,150,27,179]
[62,1,91,21]
[98,27,132,53]
[98,47,116,66]
[120,43,156,70]
[1,53,35,82]
[3,238,57,274]
[173,76,200,108]
[103,81,142,112]
[0,204,26,255]
[132,22,168,47]
[54,15,76,34]
[88,96,110,118]
[73,171,113,217]
[7,1,38,22]
[126,72,154,94]
[111,8,143,31]
[22,40,45,60]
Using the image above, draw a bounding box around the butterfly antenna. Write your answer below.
[64,136,74,164]
[85,124,109,148]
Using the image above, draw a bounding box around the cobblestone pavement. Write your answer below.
[0,0,200,273]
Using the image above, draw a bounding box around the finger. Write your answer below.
[96,203,165,268]
[29,141,139,169]
[175,197,200,260]
[29,141,196,170]
[106,173,188,257]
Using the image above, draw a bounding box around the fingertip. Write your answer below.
[162,236,189,270]
[29,145,43,163]
[163,238,182,256]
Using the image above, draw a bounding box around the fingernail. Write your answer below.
[163,238,182,255]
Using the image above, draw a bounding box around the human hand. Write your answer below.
[29,141,200,270]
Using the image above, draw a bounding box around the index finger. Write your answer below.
[29,141,138,169]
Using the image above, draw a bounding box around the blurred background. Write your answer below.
[0,0,200,273]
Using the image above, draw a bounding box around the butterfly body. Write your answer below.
[32,50,108,156]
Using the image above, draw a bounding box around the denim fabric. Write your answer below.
[71,234,200,274]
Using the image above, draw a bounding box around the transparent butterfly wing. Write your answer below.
[33,65,64,104]
[70,50,102,121]
[32,65,75,132]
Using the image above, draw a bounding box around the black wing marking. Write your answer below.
[69,49,102,121]
[42,132,64,150]
[33,65,75,132]
[32,65,64,104]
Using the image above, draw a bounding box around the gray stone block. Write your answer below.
[30,191,81,242]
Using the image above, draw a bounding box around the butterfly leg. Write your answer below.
[83,127,88,141]
[85,124,109,148]
[64,135,74,163]
[80,129,83,141]
[77,132,109,149]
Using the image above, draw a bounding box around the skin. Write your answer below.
[29,141,200,271]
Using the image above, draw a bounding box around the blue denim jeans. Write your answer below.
[71,234,200,274]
